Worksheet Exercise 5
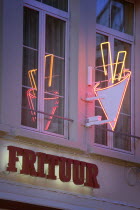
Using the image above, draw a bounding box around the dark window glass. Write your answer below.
[113,39,131,151]
[96,0,110,28]
[35,0,68,12]
[45,15,65,57]
[23,7,39,49]
[22,47,38,87]
[113,114,131,151]
[96,0,134,35]
[44,15,65,135]
[95,108,108,146]
[22,7,39,128]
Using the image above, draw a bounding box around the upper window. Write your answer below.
[21,2,68,137]
[95,0,134,152]
[96,0,134,35]
[35,0,68,12]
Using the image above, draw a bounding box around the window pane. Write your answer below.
[22,7,39,128]
[114,39,131,115]
[113,39,131,150]
[44,56,65,96]
[22,47,38,87]
[23,7,39,49]
[21,87,37,128]
[44,97,64,134]
[95,108,108,145]
[96,0,134,35]
[113,114,131,151]
[96,0,110,27]
[111,1,124,32]
[111,0,134,35]
[43,0,68,12]
[45,15,65,57]
[44,15,65,135]
[35,0,68,12]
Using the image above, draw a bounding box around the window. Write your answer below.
[21,1,68,137]
[95,0,134,152]
[96,0,134,35]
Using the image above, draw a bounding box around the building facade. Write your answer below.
[0,0,140,209]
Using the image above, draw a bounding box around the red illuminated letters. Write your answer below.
[59,157,73,182]
[73,160,85,185]
[20,149,37,176]
[7,146,23,172]
[7,146,100,188]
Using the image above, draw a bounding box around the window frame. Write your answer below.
[22,0,70,139]
[95,0,135,154]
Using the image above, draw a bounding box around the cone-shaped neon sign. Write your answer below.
[85,42,131,131]
[94,70,131,131]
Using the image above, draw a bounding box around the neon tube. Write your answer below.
[100,42,113,81]
[44,100,59,130]
[113,51,127,83]
[27,88,37,122]
[45,54,54,87]
[27,63,60,129]
[94,71,131,131]
[28,69,37,96]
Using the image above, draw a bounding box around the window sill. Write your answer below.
[15,127,86,152]
[88,144,140,164]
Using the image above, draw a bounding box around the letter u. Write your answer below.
[59,157,73,182]
[73,160,85,185]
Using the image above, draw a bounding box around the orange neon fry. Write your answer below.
[44,100,59,130]
[27,54,59,129]
[28,69,37,96]
[27,88,37,122]
[113,51,127,83]
[45,54,54,87]
[44,91,59,100]
[100,42,113,81]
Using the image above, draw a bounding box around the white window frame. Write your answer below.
[22,0,69,139]
[95,0,135,154]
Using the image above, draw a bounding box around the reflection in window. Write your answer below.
[22,7,39,128]
[96,0,110,28]
[96,0,134,35]
[44,15,65,134]
[22,7,66,136]
[111,1,124,32]
[113,39,131,151]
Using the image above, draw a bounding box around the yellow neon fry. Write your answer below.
[100,42,113,81]
[45,54,54,87]
[113,51,127,83]
[28,69,37,96]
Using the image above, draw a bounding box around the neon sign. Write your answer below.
[85,42,131,131]
[27,54,59,130]
[45,54,54,87]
